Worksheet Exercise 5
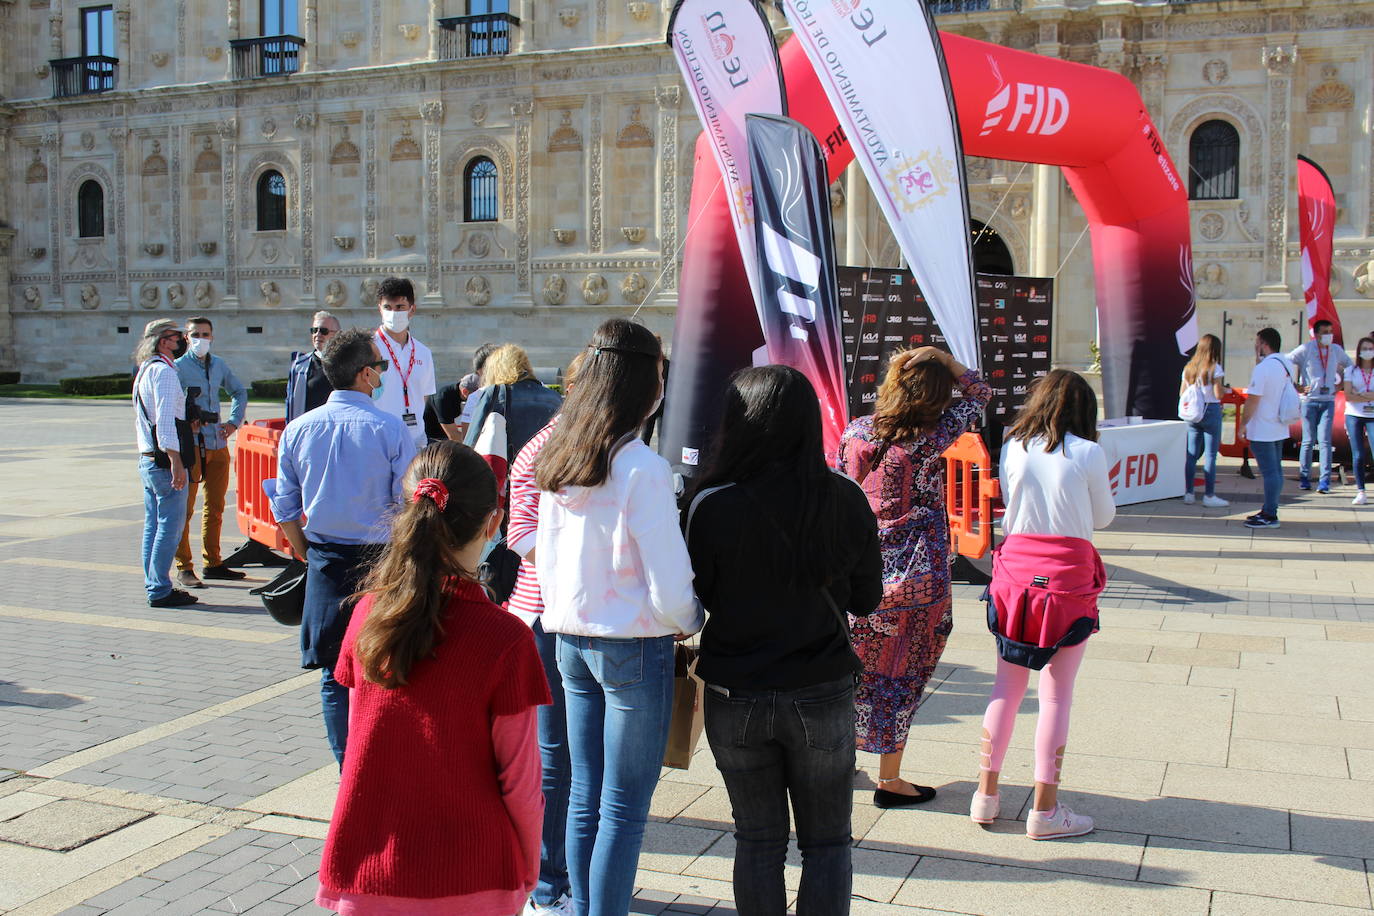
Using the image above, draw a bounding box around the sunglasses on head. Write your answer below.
[310,326,335,335]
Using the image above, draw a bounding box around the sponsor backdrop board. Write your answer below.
[838,267,1053,450]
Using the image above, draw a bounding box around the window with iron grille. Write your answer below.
[1189,120,1240,201]
[78,180,105,238]
[257,170,287,231]
[464,157,498,222]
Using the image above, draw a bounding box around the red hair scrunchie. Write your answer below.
[412,478,449,511]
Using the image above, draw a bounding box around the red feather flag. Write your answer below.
[1297,155,1343,344]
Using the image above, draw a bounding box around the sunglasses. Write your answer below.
[310,326,336,335]
[159,331,185,342]
[368,359,390,373]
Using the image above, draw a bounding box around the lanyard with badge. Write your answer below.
[376,329,418,428]
[1315,344,1332,396]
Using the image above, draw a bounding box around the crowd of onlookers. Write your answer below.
[130,279,1372,916]
[1181,321,1374,528]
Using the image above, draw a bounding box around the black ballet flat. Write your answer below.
[873,784,938,808]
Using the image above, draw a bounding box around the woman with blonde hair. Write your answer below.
[1179,333,1231,507]
[837,346,990,808]
[464,343,563,491]
[971,369,1114,839]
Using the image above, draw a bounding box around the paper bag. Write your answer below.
[662,643,704,769]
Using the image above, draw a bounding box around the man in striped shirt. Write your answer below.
[133,319,198,608]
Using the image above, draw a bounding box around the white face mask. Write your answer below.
[1319,333,1334,346]
[189,337,211,358]
[380,309,410,333]
[1360,349,1374,360]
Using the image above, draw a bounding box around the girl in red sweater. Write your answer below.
[316,442,551,915]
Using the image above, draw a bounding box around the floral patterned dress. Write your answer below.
[837,370,992,754]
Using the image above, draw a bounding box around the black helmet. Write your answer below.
[250,559,307,626]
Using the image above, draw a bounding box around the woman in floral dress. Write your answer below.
[837,346,991,808]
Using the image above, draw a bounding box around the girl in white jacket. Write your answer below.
[534,318,701,916]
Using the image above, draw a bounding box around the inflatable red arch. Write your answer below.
[663,34,1196,472]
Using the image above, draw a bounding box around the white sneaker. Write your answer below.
[1355,492,1368,506]
[1026,804,1094,840]
[1201,494,1229,508]
[1182,492,1195,505]
[524,895,573,916]
[970,790,1000,825]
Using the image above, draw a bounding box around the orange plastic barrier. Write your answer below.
[234,418,292,555]
[1219,389,1249,458]
[943,432,1000,560]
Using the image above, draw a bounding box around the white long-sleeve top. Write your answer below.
[1000,433,1116,542]
[536,438,703,638]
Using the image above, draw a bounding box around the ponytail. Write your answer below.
[354,442,497,688]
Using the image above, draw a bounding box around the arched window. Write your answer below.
[78,180,105,238]
[464,157,498,222]
[971,219,1014,275]
[1189,120,1240,201]
[256,170,287,231]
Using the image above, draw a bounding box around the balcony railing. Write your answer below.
[930,0,1022,12]
[437,13,519,60]
[229,35,304,79]
[50,56,118,98]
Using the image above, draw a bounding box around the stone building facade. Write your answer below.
[1,0,1372,386]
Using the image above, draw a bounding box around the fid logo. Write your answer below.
[1108,453,1159,494]
[980,56,1069,137]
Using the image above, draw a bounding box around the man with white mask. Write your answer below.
[1287,319,1353,494]
[370,276,437,450]
[174,316,249,588]
[286,310,341,422]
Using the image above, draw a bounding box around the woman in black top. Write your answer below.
[685,366,882,916]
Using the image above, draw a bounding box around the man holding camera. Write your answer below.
[134,319,197,608]
[174,316,248,589]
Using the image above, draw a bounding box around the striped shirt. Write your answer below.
[134,356,185,455]
[505,417,558,624]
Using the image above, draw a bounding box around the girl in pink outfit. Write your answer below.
[971,370,1115,840]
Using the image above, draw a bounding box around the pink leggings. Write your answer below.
[979,641,1087,785]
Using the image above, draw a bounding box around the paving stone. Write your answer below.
[0,798,150,851]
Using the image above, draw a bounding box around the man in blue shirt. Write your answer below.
[271,327,417,765]
[1287,319,1353,493]
[174,316,249,589]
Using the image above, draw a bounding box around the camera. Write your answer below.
[184,386,220,426]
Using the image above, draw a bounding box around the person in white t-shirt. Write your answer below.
[1241,328,1293,528]
[1179,333,1232,508]
[370,276,437,450]
[1343,336,1374,506]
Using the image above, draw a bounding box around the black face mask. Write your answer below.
[170,338,188,359]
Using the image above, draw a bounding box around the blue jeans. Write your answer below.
[532,618,572,906]
[1348,415,1374,490]
[1185,402,1223,496]
[705,676,857,916]
[1299,398,1335,488]
[1249,439,1284,518]
[139,456,189,601]
[557,634,674,916]
[320,665,348,767]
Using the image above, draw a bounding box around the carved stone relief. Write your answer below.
[514,98,533,292]
[80,284,101,310]
[195,137,222,173]
[1203,59,1229,86]
[1198,212,1225,241]
[466,274,492,306]
[543,273,567,305]
[590,95,604,252]
[581,273,609,304]
[142,141,169,176]
[1354,260,1374,297]
[360,276,380,304]
[260,280,282,306]
[22,286,42,310]
[390,123,422,161]
[470,101,487,126]
[422,102,444,295]
[621,270,648,304]
[25,150,47,184]
[1307,64,1354,112]
[324,279,347,307]
[167,283,187,309]
[194,280,215,308]
[549,110,584,153]
[1194,262,1228,299]
[617,105,654,148]
[331,126,361,164]
[139,283,161,309]
[365,111,377,259]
